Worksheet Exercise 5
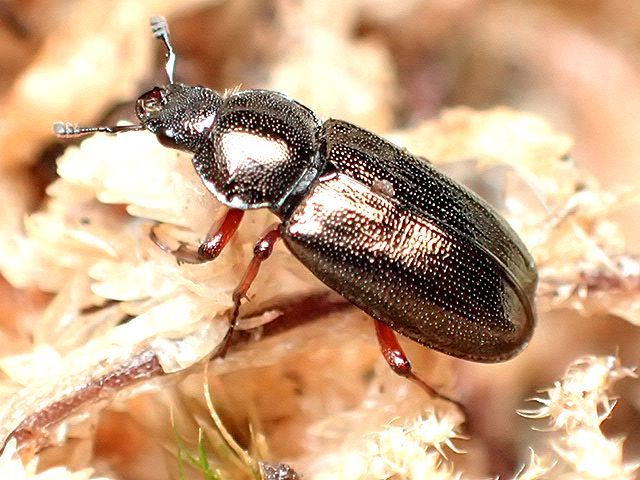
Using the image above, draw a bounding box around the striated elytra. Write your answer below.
[55,16,537,402]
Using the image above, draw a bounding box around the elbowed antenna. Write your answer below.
[150,15,176,84]
[53,122,144,138]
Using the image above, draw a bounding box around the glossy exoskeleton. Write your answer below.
[55,17,537,405]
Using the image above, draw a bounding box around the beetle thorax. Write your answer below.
[192,90,324,211]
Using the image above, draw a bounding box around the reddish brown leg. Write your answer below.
[214,225,282,357]
[150,208,244,264]
[374,320,465,412]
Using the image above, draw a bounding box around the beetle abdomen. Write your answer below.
[282,120,537,362]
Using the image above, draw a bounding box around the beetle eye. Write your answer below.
[136,87,166,117]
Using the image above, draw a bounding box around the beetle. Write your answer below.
[54,16,537,406]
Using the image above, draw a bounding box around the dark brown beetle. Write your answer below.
[54,17,537,405]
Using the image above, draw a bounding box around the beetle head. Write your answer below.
[53,17,225,147]
[136,84,222,152]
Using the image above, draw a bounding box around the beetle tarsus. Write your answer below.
[148,223,173,253]
[175,244,204,265]
[149,209,245,265]
[406,372,467,415]
[148,224,204,264]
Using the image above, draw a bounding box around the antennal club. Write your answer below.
[150,15,176,84]
[53,122,144,138]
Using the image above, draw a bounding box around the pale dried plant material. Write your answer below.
[529,180,640,324]
[0,0,219,168]
[512,449,556,480]
[0,439,111,480]
[520,355,638,479]
[270,0,396,131]
[308,414,465,480]
[0,114,348,457]
[0,128,256,451]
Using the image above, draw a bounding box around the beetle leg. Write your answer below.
[150,208,244,264]
[374,320,465,412]
[214,225,282,357]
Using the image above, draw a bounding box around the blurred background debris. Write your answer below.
[0,0,639,479]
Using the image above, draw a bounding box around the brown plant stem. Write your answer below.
[1,291,352,455]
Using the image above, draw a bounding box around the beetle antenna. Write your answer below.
[150,15,176,84]
[53,122,144,138]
